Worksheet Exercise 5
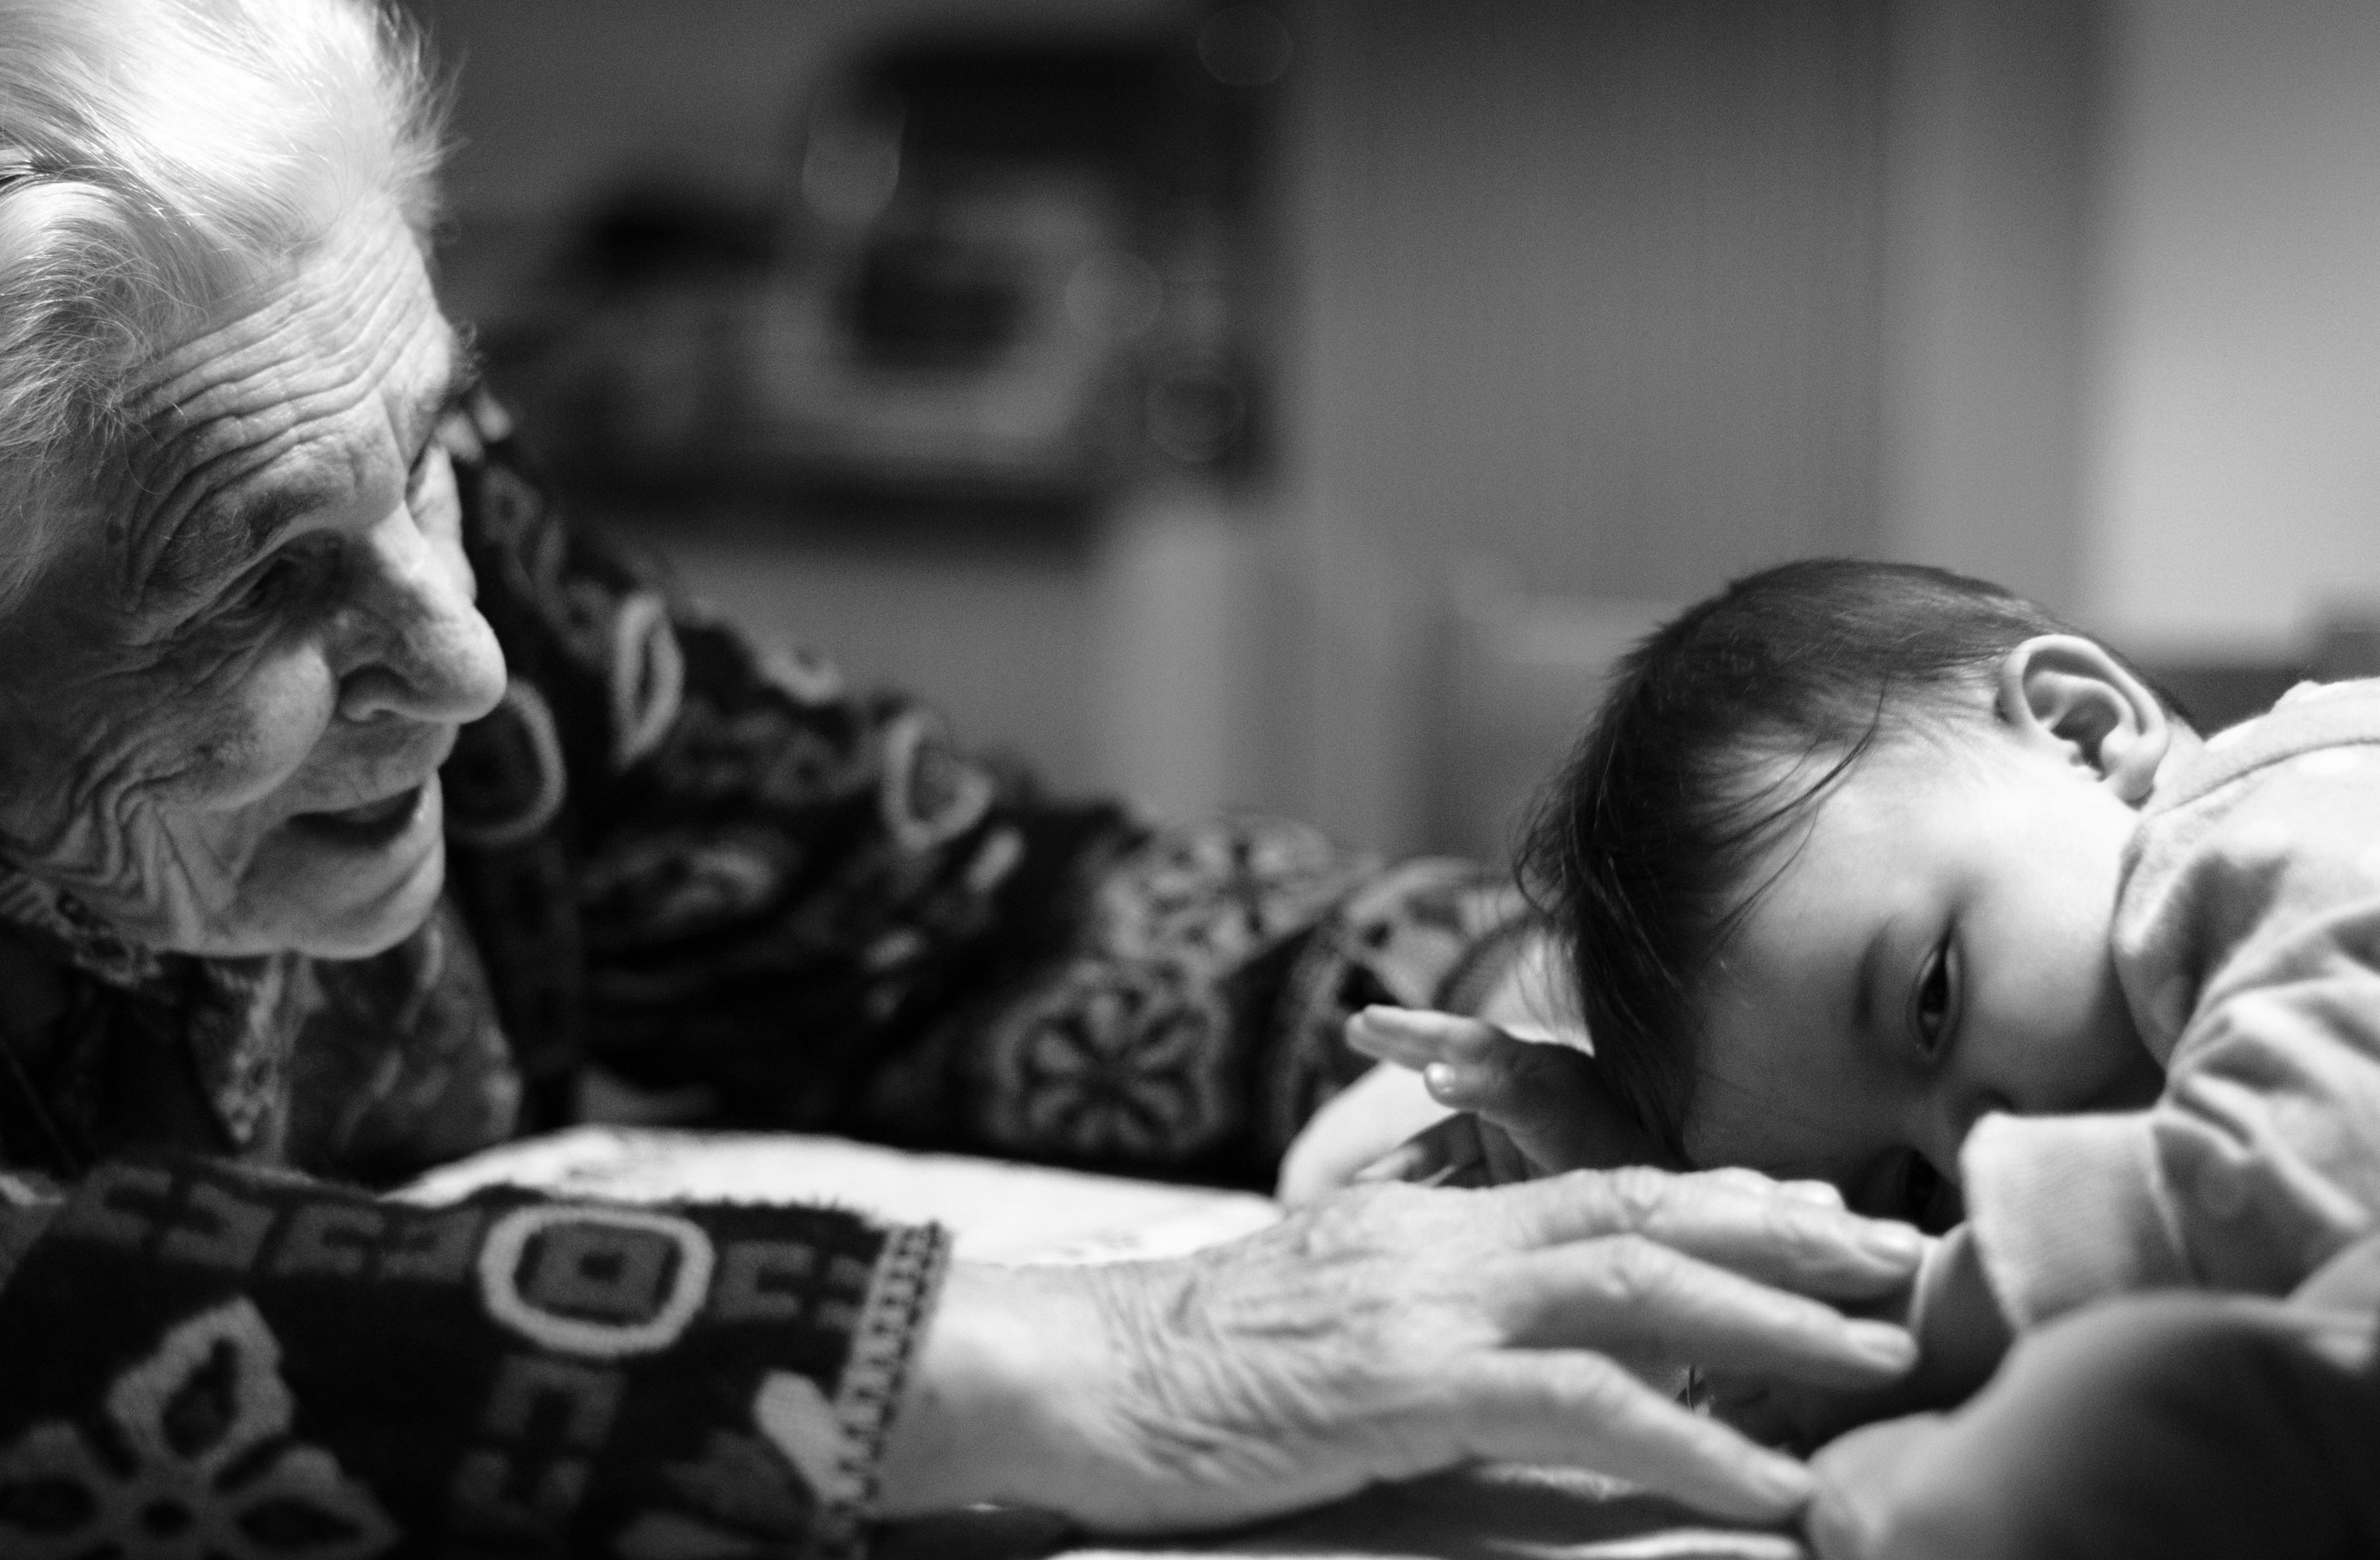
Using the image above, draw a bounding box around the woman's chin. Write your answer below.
[234,781,453,959]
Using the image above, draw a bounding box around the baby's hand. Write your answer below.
[1709,1225,2026,1452]
[1703,1363,1912,1453]
[1344,1007,1677,1181]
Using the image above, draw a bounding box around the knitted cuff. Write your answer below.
[1962,1111,2190,1328]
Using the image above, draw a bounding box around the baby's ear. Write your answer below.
[1996,635,2171,804]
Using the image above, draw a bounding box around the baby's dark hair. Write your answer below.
[1518,558,2178,1161]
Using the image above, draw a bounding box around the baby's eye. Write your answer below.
[1911,938,1957,1059]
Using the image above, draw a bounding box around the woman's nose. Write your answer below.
[334,507,507,725]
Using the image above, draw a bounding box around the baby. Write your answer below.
[1356,557,2380,1416]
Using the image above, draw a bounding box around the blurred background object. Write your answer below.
[488,27,1270,500]
[406,0,2380,865]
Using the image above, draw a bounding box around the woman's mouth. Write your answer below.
[291,784,427,849]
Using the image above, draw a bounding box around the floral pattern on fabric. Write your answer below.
[1093,817,1370,967]
[0,1297,397,1560]
[981,956,1236,1161]
[0,1156,948,1560]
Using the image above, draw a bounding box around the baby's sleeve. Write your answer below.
[1963,741,2380,1329]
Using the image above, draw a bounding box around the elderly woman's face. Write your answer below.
[0,211,506,958]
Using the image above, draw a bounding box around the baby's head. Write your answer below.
[1524,560,2182,1225]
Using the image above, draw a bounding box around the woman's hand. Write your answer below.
[1345,1007,1677,1184]
[878,1167,1928,1533]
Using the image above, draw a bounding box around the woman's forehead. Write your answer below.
[124,212,444,420]
[88,209,456,601]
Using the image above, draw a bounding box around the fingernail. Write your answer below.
[1424,1062,1491,1103]
[1845,1319,1918,1371]
[1857,1221,1927,1268]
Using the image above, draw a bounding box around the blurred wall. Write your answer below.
[408,3,2380,858]
[1280,0,1894,851]
[1279,0,2116,855]
[413,0,1177,227]
[1881,0,2097,615]
[2083,0,2380,659]
[407,0,1184,798]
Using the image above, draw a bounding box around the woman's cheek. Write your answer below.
[145,643,339,814]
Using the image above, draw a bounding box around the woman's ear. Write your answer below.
[1994,635,2171,804]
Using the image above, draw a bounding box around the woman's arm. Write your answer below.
[0,1154,943,1558]
[0,1158,1926,1553]
[436,397,1537,1185]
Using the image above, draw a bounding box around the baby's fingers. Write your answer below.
[1347,1007,1511,1070]
[1351,1114,1488,1186]
[1351,1007,1676,1174]
[1704,1373,1814,1449]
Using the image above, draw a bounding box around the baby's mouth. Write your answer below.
[291,784,426,848]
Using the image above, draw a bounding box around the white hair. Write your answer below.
[0,0,446,608]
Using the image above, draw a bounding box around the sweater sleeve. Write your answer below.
[0,1152,946,1559]
[1963,741,2380,1328]
[436,393,1533,1187]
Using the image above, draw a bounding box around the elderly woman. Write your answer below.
[0,0,1929,1552]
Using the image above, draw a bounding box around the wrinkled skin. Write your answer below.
[0,210,505,958]
[881,1169,1931,1531]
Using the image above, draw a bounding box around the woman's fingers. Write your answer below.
[1493,1237,1917,1388]
[1453,1351,1814,1523]
[1706,1166,1847,1209]
[1488,1168,1927,1300]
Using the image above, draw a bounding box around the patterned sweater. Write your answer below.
[1964,678,2380,1328]
[0,393,1529,1558]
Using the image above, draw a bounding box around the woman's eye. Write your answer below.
[217,545,328,629]
[407,436,449,502]
[227,554,298,619]
[1912,939,1956,1059]
[407,435,462,536]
